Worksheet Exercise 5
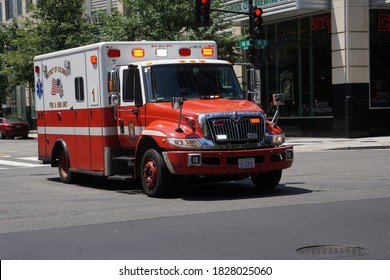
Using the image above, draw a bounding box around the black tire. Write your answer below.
[140,149,172,197]
[58,149,78,184]
[250,170,282,190]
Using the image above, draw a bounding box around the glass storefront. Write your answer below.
[370,10,390,109]
[260,13,332,118]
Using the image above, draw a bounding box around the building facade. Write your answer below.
[226,0,390,137]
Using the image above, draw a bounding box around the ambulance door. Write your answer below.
[85,50,103,171]
[72,53,92,170]
[34,60,48,161]
[117,65,145,149]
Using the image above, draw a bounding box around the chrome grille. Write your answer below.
[206,112,265,144]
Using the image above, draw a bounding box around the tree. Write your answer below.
[2,0,98,90]
[98,0,242,61]
[0,21,18,104]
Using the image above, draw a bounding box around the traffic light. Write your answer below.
[253,7,263,38]
[195,0,211,27]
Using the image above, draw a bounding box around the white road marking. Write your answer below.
[0,159,43,168]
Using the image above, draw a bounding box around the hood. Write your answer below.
[147,98,263,121]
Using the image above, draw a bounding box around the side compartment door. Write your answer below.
[85,50,104,172]
[117,65,145,148]
[72,53,92,170]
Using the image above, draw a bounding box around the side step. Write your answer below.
[109,156,135,181]
[113,156,135,166]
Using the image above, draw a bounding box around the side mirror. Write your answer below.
[172,97,184,110]
[247,68,257,91]
[271,93,284,127]
[111,94,120,106]
[272,93,284,106]
[172,97,184,133]
[108,70,120,95]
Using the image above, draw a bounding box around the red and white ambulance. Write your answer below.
[34,41,293,197]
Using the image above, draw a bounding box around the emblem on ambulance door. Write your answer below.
[128,121,135,140]
[36,79,43,99]
[51,78,64,98]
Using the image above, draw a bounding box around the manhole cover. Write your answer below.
[297,245,370,257]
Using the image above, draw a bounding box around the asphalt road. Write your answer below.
[0,138,390,259]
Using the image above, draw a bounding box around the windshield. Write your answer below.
[144,64,244,102]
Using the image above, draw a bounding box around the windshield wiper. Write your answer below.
[156,97,173,102]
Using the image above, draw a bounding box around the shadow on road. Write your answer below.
[47,175,311,201]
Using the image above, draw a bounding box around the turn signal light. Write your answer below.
[202,47,214,56]
[90,55,98,64]
[132,48,145,57]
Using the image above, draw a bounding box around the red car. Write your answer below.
[0,117,30,139]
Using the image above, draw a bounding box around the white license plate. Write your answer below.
[238,158,255,169]
[15,125,21,128]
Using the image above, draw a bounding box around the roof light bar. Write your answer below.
[107,49,121,58]
[202,47,214,56]
[132,48,145,58]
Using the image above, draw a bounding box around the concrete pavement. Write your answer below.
[286,136,390,152]
[28,131,390,152]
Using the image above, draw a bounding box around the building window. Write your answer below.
[75,77,85,102]
[262,13,332,117]
[17,0,22,15]
[5,0,14,20]
[370,10,390,109]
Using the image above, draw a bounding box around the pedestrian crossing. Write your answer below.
[0,156,43,169]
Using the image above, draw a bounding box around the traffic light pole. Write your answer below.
[207,0,256,65]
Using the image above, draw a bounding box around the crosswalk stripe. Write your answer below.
[0,159,42,168]
[17,157,40,162]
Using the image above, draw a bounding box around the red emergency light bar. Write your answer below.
[179,48,191,56]
[107,49,121,58]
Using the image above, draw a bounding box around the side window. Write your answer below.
[75,77,85,102]
[123,67,141,102]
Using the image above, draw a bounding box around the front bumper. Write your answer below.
[162,146,293,175]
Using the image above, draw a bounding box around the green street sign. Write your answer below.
[239,40,251,48]
[239,39,268,49]
[254,39,268,47]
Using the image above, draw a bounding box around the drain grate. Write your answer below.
[297,245,370,257]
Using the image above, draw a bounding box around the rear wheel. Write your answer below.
[250,170,282,190]
[58,149,78,184]
[140,149,172,197]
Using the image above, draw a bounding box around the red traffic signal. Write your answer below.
[255,8,263,17]
[195,0,211,27]
[253,7,263,38]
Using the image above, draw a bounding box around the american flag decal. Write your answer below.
[51,78,64,98]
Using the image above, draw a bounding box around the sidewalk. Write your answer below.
[28,131,390,152]
[286,136,390,152]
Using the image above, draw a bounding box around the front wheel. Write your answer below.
[250,170,282,190]
[140,149,172,197]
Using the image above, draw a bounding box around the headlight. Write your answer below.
[167,138,202,149]
[265,133,285,146]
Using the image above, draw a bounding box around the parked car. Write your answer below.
[0,117,30,139]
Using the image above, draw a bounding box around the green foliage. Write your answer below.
[0,21,19,101]
[103,0,242,61]
[0,0,98,93]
